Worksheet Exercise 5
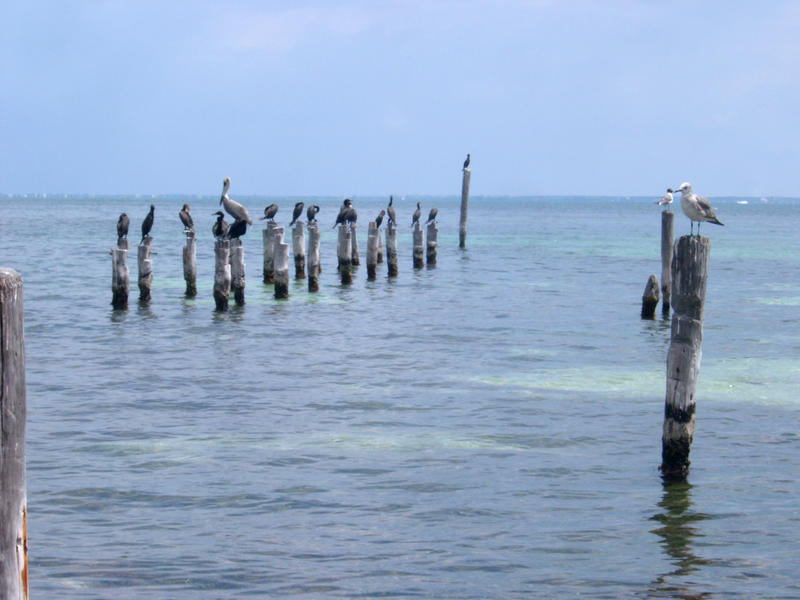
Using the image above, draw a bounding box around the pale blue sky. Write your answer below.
[2,1,798,196]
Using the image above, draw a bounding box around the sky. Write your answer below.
[1,1,799,197]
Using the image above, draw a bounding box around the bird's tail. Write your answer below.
[708,217,724,226]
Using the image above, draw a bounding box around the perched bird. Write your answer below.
[345,205,357,225]
[386,196,396,226]
[374,209,386,229]
[117,213,130,239]
[290,202,304,226]
[219,177,253,225]
[463,153,471,170]
[306,204,320,223]
[673,182,724,235]
[141,204,155,241]
[179,203,194,232]
[655,191,673,211]
[260,203,279,222]
[411,202,421,227]
[212,211,229,239]
[333,198,352,228]
[427,207,438,224]
[227,219,248,239]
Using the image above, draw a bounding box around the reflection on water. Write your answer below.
[649,480,712,598]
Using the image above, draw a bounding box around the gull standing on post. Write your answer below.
[673,182,724,236]
[219,177,253,225]
[655,191,673,211]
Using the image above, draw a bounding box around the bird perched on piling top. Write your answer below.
[655,191,673,211]
[387,196,396,226]
[411,202,422,227]
[374,209,385,229]
[179,204,195,233]
[672,182,724,236]
[290,202,304,226]
[306,204,320,223]
[463,153,470,170]
[227,219,248,239]
[427,207,438,224]
[220,177,253,225]
[333,198,352,228]
[212,211,229,239]
[260,203,279,222]
[141,204,155,241]
[117,213,129,239]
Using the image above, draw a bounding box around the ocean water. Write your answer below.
[1,194,799,598]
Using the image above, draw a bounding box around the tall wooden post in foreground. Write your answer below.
[426,220,438,266]
[386,223,398,277]
[337,225,353,284]
[412,222,424,269]
[0,268,28,600]
[459,167,471,249]
[661,211,674,315]
[274,239,290,299]
[263,222,278,283]
[183,231,197,298]
[307,222,321,292]
[230,238,246,305]
[350,223,360,266]
[292,222,306,279]
[661,235,710,479]
[213,239,231,311]
[366,222,379,280]
[137,236,153,301]
[111,238,129,309]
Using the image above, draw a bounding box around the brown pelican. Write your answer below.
[426,207,438,224]
[219,177,253,225]
[179,203,194,232]
[290,202,304,226]
[117,213,129,238]
[260,203,279,221]
[141,204,155,241]
[463,153,470,170]
[673,182,724,236]
[374,209,385,229]
[386,196,396,226]
[411,202,421,227]
[306,204,320,223]
[212,211,229,239]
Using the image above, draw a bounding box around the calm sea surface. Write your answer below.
[1,194,798,598]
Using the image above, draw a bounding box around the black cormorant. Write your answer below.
[374,209,385,229]
[306,204,320,223]
[427,207,438,224]
[463,153,470,170]
[411,202,421,227]
[333,198,352,228]
[179,204,194,233]
[290,202,304,226]
[387,196,396,226]
[212,211,229,239]
[117,213,129,239]
[141,205,155,241]
[227,218,248,239]
[260,203,279,221]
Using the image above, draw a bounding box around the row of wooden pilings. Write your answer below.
[641,209,712,481]
[110,219,441,311]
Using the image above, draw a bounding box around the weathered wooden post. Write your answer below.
[337,225,353,284]
[213,239,231,311]
[307,222,321,292]
[0,268,28,600]
[262,221,278,283]
[386,222,398,277]
[183,231,197,297]
[426,220,438,266]
[413,222,424,269]
[641,274,659,319]
[350,223,360,266]
[230,238,246,305]
[366,221,379,280]
[377,228,384,264]
[459,167,471,249]
[661,211,674,315]
[661,235,710,479]
[137,236,153,301]
[274,238,290,299]
[292,221,306,279]
[111,238,129,309]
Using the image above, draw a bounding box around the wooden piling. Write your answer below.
[213,239,231,311]
[459,167,471,249]
[111,238,129,309]
[661,235,710,479]
[366,221,379,280]
[230,238,246,305]
[661,211,674,315]
[262,222,278,283]
[292,222,306,279]
[183,231,197,298]
[377,228,384,264]
[413,222,424,269]
[641,274,660,319]
[337,225,353,284]
[350,223,360,266]
[426,220,438,266]
[386,223,399,277]
[0,268,28,600]
[274,239,290,299]
[137,236,153,301]
[307,222,321,292]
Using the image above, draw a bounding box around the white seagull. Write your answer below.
[673,182,724,236]
[219,177,253,225]
[655,190,673,210]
